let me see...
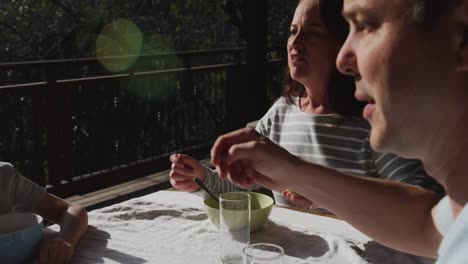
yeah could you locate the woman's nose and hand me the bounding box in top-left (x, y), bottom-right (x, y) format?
top-left (290, 32), bottom-right (304, 50)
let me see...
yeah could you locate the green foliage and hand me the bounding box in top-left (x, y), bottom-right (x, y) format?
top-left (0, 0), bottom-right (295, 62)
top-left (267, 0), bottom-right (296, 46)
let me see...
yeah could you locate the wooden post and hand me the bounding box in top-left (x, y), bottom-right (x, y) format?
top-left (45, 64), bottom-right (72, 187)
top-left (246, 0), bottom-right (268, 123)
top-left (31, 87), bottom-right (46, 186)
top-left (225, 50), bottom-right (246, 132)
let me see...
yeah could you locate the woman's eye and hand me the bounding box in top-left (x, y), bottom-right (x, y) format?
top-left (289, 28), bottom-right (321, 39)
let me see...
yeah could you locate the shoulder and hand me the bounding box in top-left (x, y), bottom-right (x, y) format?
top-left (0, 162), bottom-right (40, 191)
top-left (437, 203), bottom-right (468, 263)
top-left (258, 97), bottom-right (298, 123)
top-left (269, 97), bottom-right (297, 112)
top-left (0, 162), bottom-right (16, 180)
top-left (0, 162), bottom-right (15, 171)
top-left (256, 97), bottom-right (299, 134)
top-left (265, 96), bottom-right (301, 119)
top-left (0, 162), bottom-right (18, 206)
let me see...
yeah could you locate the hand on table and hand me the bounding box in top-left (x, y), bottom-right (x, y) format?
top-left (282, 189), bottom-right (318, 209)
top-left (36, 238), bottom-right (74, 264)
top-left (169, 153), bottom-right (206, 192)
top-left (210, 127), bottom-right (302, 189)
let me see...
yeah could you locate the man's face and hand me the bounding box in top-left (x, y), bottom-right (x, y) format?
top-left (336, 0), bottom-right (460, 158)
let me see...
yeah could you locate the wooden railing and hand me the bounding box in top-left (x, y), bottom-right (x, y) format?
top-left (0, 47), bottom-right (286, 197)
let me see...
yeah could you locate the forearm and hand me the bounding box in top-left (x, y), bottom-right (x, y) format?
top-left (287, 161), bottom-right (441, 258)
top-left (56, 205), bottom-right (88, 247)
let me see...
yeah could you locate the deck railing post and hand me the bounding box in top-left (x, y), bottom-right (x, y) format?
top-left (31, 85), bottom-right (46, 186)
top-left (45, 64), bottom-right (72, 188)
top-left (225, 50), bottom-right (245, 131)
top-left (246, 0), bottom-right (268, 122)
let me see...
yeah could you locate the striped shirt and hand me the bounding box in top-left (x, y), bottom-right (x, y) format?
top-left (203, 97), bottom-right (443, 206)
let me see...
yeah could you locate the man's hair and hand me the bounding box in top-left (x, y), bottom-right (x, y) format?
top-left (411, 0), bottom-right (461, 25)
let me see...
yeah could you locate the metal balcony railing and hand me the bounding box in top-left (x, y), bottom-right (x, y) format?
top-left (0, 47), bottom-right (286, 197)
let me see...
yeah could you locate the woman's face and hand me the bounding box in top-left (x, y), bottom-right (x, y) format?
top-left (288, 0), bottom-right (341, 86)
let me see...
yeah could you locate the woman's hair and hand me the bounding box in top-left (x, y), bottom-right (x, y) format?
top-left (410, 0), bottom-right (461, 26)
top-left (283, 0), bottom-right (365, 117)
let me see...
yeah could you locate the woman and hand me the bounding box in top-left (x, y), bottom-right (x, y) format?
top-left (0, 162), bottom-right (88, 264)
top-left (169, 0), bottom-right (443, 208)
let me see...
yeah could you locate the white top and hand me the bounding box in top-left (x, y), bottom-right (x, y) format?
top-left (436, 202), bottom-right (468, 263)
top-left (0, 162), bottom-right (46, 214)
top-left (433, 196), bottom-right (454, 236)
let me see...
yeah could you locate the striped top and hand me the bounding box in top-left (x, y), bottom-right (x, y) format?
top-left (203, 97), bottom-right (443, 206)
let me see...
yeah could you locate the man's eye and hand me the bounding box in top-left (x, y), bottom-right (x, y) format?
top-left (306, 30), bottom-right (320, 37)
top-left (355, 23), bottom-right (366, 32)
top-left (354, 20), bottom-right (378, 33)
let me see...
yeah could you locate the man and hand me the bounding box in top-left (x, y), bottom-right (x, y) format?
top-left (210, 0), bottom-right (468, 262)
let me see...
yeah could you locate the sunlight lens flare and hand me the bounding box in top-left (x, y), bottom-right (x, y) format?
top-left (96, 19), bottom-right (143, 72)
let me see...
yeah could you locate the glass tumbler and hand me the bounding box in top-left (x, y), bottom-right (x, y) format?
top-left (220, 192), bottom-right (251, 264)
top-left (243, 243), bottom-right (284, 264)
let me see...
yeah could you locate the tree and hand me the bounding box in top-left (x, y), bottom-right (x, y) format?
top-left (0, 0), bottom-right (295, 62)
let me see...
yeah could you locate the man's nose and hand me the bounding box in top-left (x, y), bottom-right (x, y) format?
top-left (336, 37), bottom-right (357, 76)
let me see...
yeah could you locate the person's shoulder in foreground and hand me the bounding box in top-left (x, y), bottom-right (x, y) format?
top-left (0, 161), bottom-right (88, 263)
top-left (0, 161), bottom-right (46, 213)
top-left (338, 0), bottom-right (468, 261)
top-left (436, 202), bottom-right (468, 263)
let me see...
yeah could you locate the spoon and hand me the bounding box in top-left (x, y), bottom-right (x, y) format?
top-left (194, 178), bottom-right (218, 203)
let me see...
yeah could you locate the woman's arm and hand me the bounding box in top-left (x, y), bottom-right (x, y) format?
top-left (34, 193), bottom-right (88, 264)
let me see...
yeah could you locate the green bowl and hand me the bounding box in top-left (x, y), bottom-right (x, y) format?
top-left (203, 192), bottom-right (274, 232)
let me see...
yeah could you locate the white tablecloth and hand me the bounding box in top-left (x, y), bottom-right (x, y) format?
top-left (67, 191), bottom-right (433, 264)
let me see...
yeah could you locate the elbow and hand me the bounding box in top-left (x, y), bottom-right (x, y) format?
top-left (417, 195), bottom-right (442, 259)
top-left (418, 240), bottom-right (440, 260)
top-left (421, 220), bottom-right (442, 259)
top-left (75, 205), bottom-right (89, 240)
top-left (68, 204), bottom-right (89, 231)
top-left (76, 205), bottom-right (89, 227)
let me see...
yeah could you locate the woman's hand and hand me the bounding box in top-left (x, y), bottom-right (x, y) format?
top-left (282, 189), bottom-right (318, 209)
top-left (33, 194), bottom-right (88, 264)
top-left (36, 238), bottom-right (74, 264)
top-left (169, 154), bottom-right (206, 192)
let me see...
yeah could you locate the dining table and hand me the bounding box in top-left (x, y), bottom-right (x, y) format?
top-left (57, 190), bottom-right (435, 264)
